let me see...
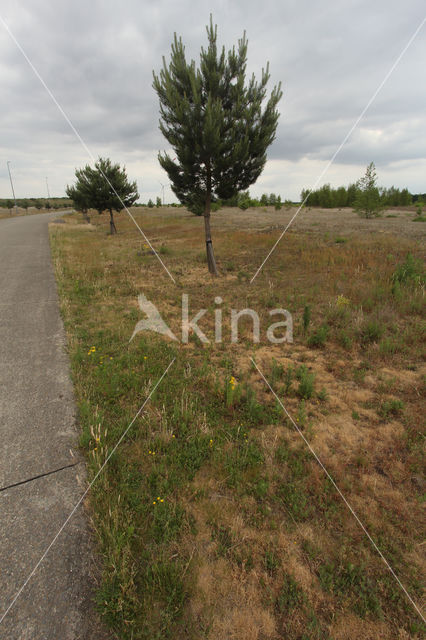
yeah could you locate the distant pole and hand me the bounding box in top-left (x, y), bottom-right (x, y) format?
top-left (45, 176), bottom-right (50, 199)
top-left (159, 181), bottom-right (165, 205)
top-left (7, 161), bottom-right (17, 209)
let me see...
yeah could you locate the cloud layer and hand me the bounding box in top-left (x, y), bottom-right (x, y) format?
top-left (0, 0), bottom-right (425, 201)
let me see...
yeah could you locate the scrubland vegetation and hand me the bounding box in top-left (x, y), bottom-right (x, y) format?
top-left (50, 205), bottom-right (425, 639)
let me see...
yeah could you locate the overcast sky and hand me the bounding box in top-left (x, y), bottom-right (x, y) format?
top-left (0, 0), bottom-right (425, 202)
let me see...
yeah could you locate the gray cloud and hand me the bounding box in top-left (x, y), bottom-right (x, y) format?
top-left (0, 0), bottom-right (425, 201)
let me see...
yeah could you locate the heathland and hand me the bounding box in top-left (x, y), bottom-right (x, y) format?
top-left (50, 204), bottom-right (425, 639)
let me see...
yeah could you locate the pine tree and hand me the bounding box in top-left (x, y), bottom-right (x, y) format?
top-left (353, 162), bottom-right (384, 219)
top-left (66, 158), bottom-right (139, 234)
top-left (153, 16), bottom-right (282, 274)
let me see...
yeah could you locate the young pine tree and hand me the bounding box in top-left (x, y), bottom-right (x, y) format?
top-left (353, 162), bottom-right (384, 219)
top-left (153, 16), bottom-right (282, 274)
top-left (66, 158), bottom-right (138, 234)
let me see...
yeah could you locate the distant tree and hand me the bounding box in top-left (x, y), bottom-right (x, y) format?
top-left (399, 188), bottom-right (412, 206)
top-left (274, 195), bottom-right (282, 210)
top-left (353, 162), bottom-right (384, 219)
top-left (153, 16), bottom-right (282, 274)
top-left (6, 199), bottom-right (14, 211)
top-left (260, 194), bottom-right (269, 206)
top-left (335, 186), bottom-right (347, 208)
top-left (147, 199), bottom-right (154, 208)
top-left (156, 196), bottom-right (162, 208)
top-left (346, 183), bottom-right (358, 207)
top-left (238, 191), bottom-right (251, 210)
top-left (66, 183), bottom-right (90, 221)
top-left (66, 158), bottom-right (138, 234)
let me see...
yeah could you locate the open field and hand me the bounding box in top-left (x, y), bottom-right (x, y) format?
top-left (50, 206), bottom-right (425, 639)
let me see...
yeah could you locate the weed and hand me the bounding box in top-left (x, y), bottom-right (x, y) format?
top-left (317, 561), bottom-right (382, 618)
top-left (303, 305), bottom-right (311, 333)
top-left (359, 319), bottom-right (383, 344)
top-left (278, 481), bottom-right (311, 521)
top-left (307, 325), bottom-right (329, 348)
top-left (297, 400), bottom-right (307, 428)
top-left (151, 500), bottom-right (185, 543)
top-left (224, 439), bottom-right (264, 488)
top-left (317, 387), bottom-right (328, 402)
top-left (211, 523), bottom-right (234, 557)
top-left (337, 329), bottom-right (352, 349)
top-left (283, 365), bottom-right (294, 394)
top-left (276, 573), bottom-right (305, 612)
top-left (225, 375), bottom-right (241, 408)
top-left (378, 398), bottom-right (404, 420)
top-left (296, 365), bottom-right (316, 399)
top-left (379, 336), bottom-right (405, 355)
top-left (270, 358), bottom-right (284, 386)
top-left (264, 548), bottom-right (280, 575)
top-left (392, 253), bottom-right (424, 287)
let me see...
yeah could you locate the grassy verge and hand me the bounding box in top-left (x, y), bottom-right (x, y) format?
top-left (50, 208), bottom-right (425, 639)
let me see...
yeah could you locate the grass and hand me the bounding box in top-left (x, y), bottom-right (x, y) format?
top-left (50, 207), bottom-right (425, 640)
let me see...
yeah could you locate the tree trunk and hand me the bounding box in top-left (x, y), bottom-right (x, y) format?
top-left (109, 209), bottom-right (117, 234)
top-left (203, 165), bottom-right (218, 275)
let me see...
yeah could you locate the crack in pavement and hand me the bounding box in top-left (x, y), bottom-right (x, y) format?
top-left (0, 461), bottom-right (83, 493)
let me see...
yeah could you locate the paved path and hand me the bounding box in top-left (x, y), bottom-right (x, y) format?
top-left (0, 213), bottom-right (106, 639)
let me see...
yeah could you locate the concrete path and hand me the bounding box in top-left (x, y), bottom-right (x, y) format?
top-left (0, 213), bottom-right (107, 639)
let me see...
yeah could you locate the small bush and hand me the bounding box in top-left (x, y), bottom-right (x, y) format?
top-left (338, 330), bottom-right (352, 350)
top-left (378, 399), bottom-right (404, 420)
top-left (392, 253), bottom-right (424, 287)
top-left (359, 320), bottom-right (383, 344)
top-left (307, 325), bottom-right (329, 348)
top-left (317, 387), bottom-right (328, 402)
top-left (296, 365), bottom-right (316, 399)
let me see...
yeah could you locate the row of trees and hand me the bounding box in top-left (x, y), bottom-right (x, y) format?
top-left (301, 180), bottom-right (413, 209)
top-left (0, 197), bottom-right (71, 210)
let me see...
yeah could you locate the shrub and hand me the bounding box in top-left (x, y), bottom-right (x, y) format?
top-left (302, 305), bottom-right (311, 333)
top-left (378, 399), bottom-right (404, 420)
top-left (296, 365), bottom-right (316, 399)
top-left (392, 253), bottom-right (424, 287)
top-left (307, 325), bottom-right (328, 348)
top-left (359, 320), bottom-right (383, 344)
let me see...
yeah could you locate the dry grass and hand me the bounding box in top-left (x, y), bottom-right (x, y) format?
top-left (50, 205), bottom-right (425, 639)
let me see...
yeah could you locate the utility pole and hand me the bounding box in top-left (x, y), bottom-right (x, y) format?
top-left (45, 176), bottom-right (50, 199)
top-left (159, 181), bottom-right (165, 206)
top-left (7, 161), bottom-right (17, 210)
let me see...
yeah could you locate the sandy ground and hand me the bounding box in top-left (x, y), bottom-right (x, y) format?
top-left (137, 205), bottom-right (425, 241)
